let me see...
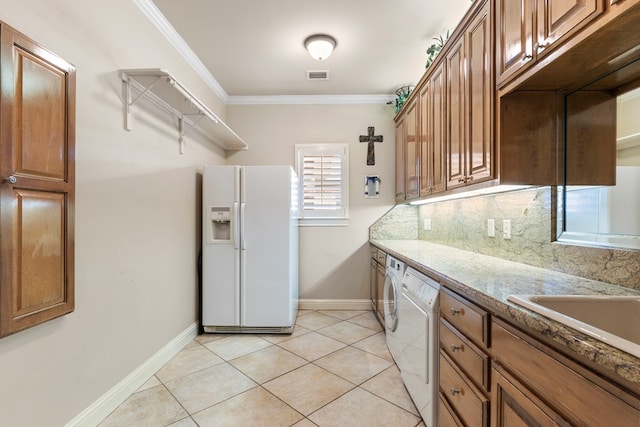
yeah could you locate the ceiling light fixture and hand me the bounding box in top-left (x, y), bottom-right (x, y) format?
top-left (304, 34), bottom-right (337, 61)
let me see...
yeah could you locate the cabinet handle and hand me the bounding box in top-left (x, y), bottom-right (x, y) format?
top-left (536, 42), bottom-right (548, 51)
top-left (3, 175), bottom-right (17, 184)
top-left (450, 344), bottom-right (463, 352)
top-left (450, 387), bottom-right (462, 396)
top-left (458, 177), bottom-right (465, 183)
top-left (523, 54), bottom-right (533, 60)
top-left (450, 307), bottom-right (462, 316)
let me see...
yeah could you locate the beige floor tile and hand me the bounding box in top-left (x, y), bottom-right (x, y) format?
top-left (308, 388), bottom-right (421, 427)
top-left (296, 309), bottom-right (315, 318)
top-left (277, 331), bottom-right (346, 361)
top-left (230, 345), bottom-right (307, 384)
top-left (351, 332), bottom-right (393, 361)
top-left (360, 365), bottom-right (419, 416)
top-left (203, 334), bottom-right (272, 360)
top-left (192, 387), bottom-right (304, 427)
top-left (316, 320), bottom-right (378, 345)
top-left (194, 333), bottom-right (232, 345)
top-left (136, 375), bottom-right (161, 392)
top-left (99, 385), bottom-right (187, 427)
top-left (319, 310), bottom-right (368, 320)
top-left (167, 417), bottom-right (197, 427)
top-left (295, 312), bottom-right (342, 330)
top-left (164, 363), bottom-right (256, 414)
top-left (347, 311), bottom-right (383, 331)
top-left (259, 325), bottom-right (311, 344)
top-left (263, 364), bottom-right (354, 416)
top-left (156, 344), bottom-right (224, 383)
top-left (314, 346), bottom-right (393, 385)
top-left (292, 419), bottom-right (318, 427)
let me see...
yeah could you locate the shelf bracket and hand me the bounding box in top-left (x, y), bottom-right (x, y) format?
top-left (123, 74), bottom-right (163, 131)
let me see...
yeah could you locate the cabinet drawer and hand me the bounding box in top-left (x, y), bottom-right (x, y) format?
top-left (439, 351), bottom-right (489, 427)
top-left (493, 320), bottom-right (640, 426)
top-left (439, 394), bottom-right (464, 427)
top-left (440, 288), bottom-right (489, 347)
top-left (376, 249), bottom-right (387, 264)
top-left (440, 318), bottom-right (490, 391)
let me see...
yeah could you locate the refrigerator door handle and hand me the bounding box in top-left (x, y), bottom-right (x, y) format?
top-left (233, 201), bottom-right (240, 250)
top-left (240, 202), bottom-right (246, 250)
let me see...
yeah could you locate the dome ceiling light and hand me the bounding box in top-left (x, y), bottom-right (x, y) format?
top-left (304, 34), bottom-right (337, 61)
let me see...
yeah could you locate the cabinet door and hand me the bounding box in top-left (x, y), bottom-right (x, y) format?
top-left (446, 35), bottom-right (467, 190)
top-left (536, 0), bottom-right (602, 56)
top-left (394, 118), bottom-right (405, 201)
top-left (369, 258), bottom-right (377, 311)
top-left (0, 23), bottom-right (76, 337)
top-left (375, 263), bottom-right (386, 324)
top-left (403, 99), bottom-right (419, 200)
top-left (430, 62), bottom-right (447, 194)
top-left (419, 82), bottom-right (431, 197)
top-left (466, 1), bottom-right (492, 183)
top-left (491, 366), bottom-right (569, 427)
top-left (496, 0), bottom-right (534, 84)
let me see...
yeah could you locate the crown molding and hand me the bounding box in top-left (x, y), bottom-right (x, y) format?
top-left (133, 0), bottom-right (229, 103)
top-left (227, 94), bottom-right (396, 105)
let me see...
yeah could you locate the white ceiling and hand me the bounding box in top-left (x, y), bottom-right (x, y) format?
top-left (151, 0), bottom-right (473, 100)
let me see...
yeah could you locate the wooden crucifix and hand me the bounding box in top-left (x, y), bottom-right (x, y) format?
top-left (359, 126), bottom-right (383, 165)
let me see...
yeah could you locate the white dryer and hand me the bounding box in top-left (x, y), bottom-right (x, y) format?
top-left (385, 267), bottom-right (440, 426)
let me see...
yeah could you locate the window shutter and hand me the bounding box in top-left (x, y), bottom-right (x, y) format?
top-left (295, 144), bottom-right (349, 220)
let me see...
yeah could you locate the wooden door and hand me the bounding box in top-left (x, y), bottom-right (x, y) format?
top-left (491, 366), bottom-right (569, 427)
top-left (0, 23), bottom-right (75, 337)
top-left (446, 35), bottom-right (467, 189)
top-left (394, 118), bottom-right (405, 201)
top-left (536, 0), bottom-right (602, 56)
top-left (466, 1), bottom-right (492, 184)
top-left (496, 0), bottom-right (534, 85)
top-left (418, 82), bottom-right (431, 197)
top-left (424, 62), bottom-right (447, 196)
top-left (403, 99), bottom-right (419, 200)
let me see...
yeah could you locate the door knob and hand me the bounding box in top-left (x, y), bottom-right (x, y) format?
top-left (4, 175), bottom-right (17, 184)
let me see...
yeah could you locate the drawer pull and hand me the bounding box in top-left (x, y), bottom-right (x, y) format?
top-left (450, 387), bottom-right (462, 396)
top-left (450, 344), bottom-right (463, 352)
top-left (450, 307), bottom-right (462, 316)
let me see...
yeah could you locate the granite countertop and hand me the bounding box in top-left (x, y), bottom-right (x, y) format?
top-left (370, 239), bottom-right (640, 388)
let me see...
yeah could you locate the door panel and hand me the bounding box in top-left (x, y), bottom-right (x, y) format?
top-left (446, 37), bottom-right (466, 189)
top-left (0, 22), bottom-right (75, 337)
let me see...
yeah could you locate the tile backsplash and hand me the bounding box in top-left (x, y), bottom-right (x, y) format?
top-left (370, 187), bottom-right (640, 290)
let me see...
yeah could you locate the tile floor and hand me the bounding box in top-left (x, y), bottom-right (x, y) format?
top-left (99, 309), bottom-right (425, 427)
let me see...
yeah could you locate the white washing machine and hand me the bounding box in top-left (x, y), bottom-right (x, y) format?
top-left (385, 267), bottom-right (440, 426)
top-left (379, 255), bottom-right (406, 326)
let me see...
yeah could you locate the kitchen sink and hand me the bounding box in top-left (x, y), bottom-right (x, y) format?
top-left (507, 295), bottom-right (640, 358)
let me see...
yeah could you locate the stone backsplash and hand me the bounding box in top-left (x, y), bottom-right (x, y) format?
top-left (370, 187), bottom-right (640, 291)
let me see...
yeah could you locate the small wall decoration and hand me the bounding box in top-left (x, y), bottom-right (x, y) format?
top-left (359, 126), bottom-right (383, 165)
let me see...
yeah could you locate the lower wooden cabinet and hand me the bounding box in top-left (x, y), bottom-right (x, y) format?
top-left (440, 351), bottom-right (489, 427)
top-left (491, 364), bottom-right (569, 427)
top-left (440, 394), bottom-right (464, 427)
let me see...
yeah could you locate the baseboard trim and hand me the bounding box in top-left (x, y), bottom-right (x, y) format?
top-left (298, 299), bottom-right (372, 311)
top-left (65, 322), bottom-right (198, 427)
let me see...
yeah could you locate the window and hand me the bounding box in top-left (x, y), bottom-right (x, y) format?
top-left (295, 143), bottom-right (349, 225)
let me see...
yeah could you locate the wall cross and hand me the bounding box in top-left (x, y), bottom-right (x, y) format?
top-left (359, 126), bottom-right (383, 165)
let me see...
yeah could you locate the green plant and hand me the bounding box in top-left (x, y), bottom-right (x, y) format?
top-left (425, 31), bottom-right (450, 69)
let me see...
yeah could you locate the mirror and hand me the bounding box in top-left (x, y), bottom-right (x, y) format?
top-left (559, 60), bottom-right (640, 250)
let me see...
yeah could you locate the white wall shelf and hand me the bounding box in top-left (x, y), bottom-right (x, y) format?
top-left (121, 68), bottom-right (247, 154)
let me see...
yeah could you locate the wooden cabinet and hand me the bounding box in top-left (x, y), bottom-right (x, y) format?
top-left (0, 22), bottom-right (76, 337)
top-left (419, 62), bottom-right (446, 197)
top-left (496, 0), bottom-right (604, 86)
top-left (439, 287), bottom-right (491, 426)
top-left (491, 364), bottom-right (569, 427)
top-left (492, 319), bottom-right (640, 426)
top-left (403, 99), bottom-right (419, 200)
top-left (394, 119), bottom-right (405, 202)
top-left (447, 1), bottom-right (493, 189)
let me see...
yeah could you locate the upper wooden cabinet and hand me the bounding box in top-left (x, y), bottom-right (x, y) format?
top-left (403, 99), bottom-right (419, 200)
top-left (0, 22), bottom-right (76, 337)
top-left (419, 63), bottom-right (446, 197)
top-left (395, 117), bottom-right (405, 202)
top-left (447, 1), bottom-right (493, 189)
top-left (496, 0), bottom-right (604, 86)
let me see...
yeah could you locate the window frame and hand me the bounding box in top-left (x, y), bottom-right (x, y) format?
top-left (295, 143), bottom-right (349, 226)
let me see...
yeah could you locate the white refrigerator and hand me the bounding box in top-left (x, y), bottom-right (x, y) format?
top-left (202, 165), bottom-right (298, 333)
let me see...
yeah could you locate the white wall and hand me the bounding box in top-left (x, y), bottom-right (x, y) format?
top-left (226, 104), bottom-right (396, 301)
top-left (0, 0), bottom-right (227, 425)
